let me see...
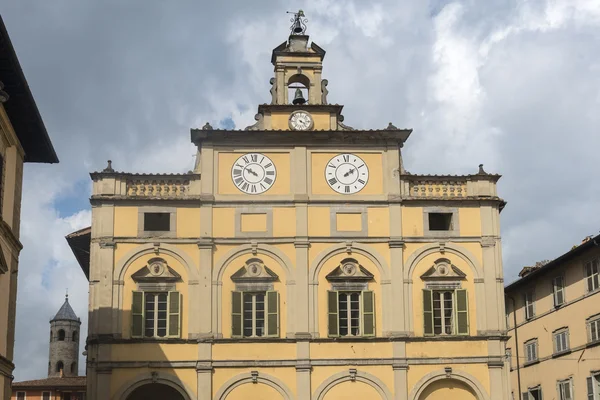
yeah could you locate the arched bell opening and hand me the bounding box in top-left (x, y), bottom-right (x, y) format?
top-left (126, 383), bottom-right (186, 400)
top-left (288, 73), bottom-right (310, 105)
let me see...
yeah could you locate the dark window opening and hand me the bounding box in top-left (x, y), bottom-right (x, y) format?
top-left (428, 213), bottom-right (452, 231)
top-left (72, 330), bottom-right (78, 341)
top-left (71, 362), bottom-right (77, 374)
top-left (56, 361), bottom-right (64, 372)
top-left (144, 213), bottom-right (170, 231)
top-left (58, 329), bottom-right (65, 341)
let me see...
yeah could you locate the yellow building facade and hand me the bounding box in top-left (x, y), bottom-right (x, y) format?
top-left (505, 235), bottom-right (600, 400)
top-left (0, 15), bottom-right (59, 399)
top-left (73, 15), bottom-right (509, 400)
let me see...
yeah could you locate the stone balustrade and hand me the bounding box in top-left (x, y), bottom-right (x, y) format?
top-left (91, 172), bottom-right (201, 198)
top-left (401, 173), bottom-right (500, 199)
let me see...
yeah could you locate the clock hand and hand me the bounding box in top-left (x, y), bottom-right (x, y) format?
top-left (245, 168), bottom-right (259, 177)
top-left (343, 168), bottom-right (355, 177)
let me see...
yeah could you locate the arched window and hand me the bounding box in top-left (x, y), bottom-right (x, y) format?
top-left (72, 331), bottom-right (78, 342)
top-left (287, 73), bottom-right (310, 105)
top-left (58, 329), bottom-right (65, 341)
top-left (50, 330), bottom-right (53, 342)
top-left (71, 362), bottom-right (76, 374)
top-left (56, 361), bottom-right (64, 373)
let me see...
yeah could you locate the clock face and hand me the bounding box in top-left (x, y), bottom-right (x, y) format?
top-left (289, 111), bottom-right (313, 131)
top-left (231, 153), bottom-right (277, 194)
top-left (325, 154), bottom-right (369, 194)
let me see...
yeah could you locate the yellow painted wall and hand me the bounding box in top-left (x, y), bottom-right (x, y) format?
top-left (368, 207), bottom-right (389, 237)
top-left (310, 152), bottom-right (383, 195)
top-left (402, 207), bottom-right (423, 236)
top-left (213, 208), bottom-right (235, 237)
top-left (176, 207), bottom-right (201, 237)
top-left (310, 342), bottom-right (392, 360)
top-left (217, 152), bottom-right (291, 195)
top-left (407, 341), bottom-right (487, 358)
top-left (271, 111), bottom-right (331, 130)
top-left (336, 213), bottom-right (362, 231)
top-left (213, 343), bottom-right (296, 361)
top-left (458, 208), bottom-right (482, 236)
top-left (308, 207), bottom-right (330, 236)
top-left (114, 207), bottom-right (138, 237)
top-left (311, 366), bottom-right (393, 398)
top-left (226, 383), bottom-right (283, 399)
top-left (240, 213), bottom-right (267, 232)
top-left (408, 364), bottom-right (490, 395)
top-left (110, 343), bottom-right (197, 362)
top-left (273, 208), bottom-right (296, 236)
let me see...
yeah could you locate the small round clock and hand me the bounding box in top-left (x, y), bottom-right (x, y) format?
top-left (231, 153), bottom-right (277, 194)
top-left (325, 153), bottom-right (369, 194)
top-left (289, 110), bottom-right (314, 131)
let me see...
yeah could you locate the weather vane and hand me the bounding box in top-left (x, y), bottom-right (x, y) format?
top-left (287, 9), bottom-right (308, 35)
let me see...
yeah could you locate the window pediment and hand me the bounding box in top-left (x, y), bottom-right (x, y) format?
top-left (421, 258), bottom-right (466, 281)
top-left (231, 258), bottom-right (278, 283)
top-left (131, 258), bottom-right (181, 283)
top-left (326, 258), bottom-right (374, 283)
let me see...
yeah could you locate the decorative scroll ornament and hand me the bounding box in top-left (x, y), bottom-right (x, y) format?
top-left (287, 9), bottom-right (308, 35)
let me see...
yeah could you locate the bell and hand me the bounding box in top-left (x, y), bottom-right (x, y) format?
top-left (292, 88), bottom-right (306, 105)
top-left (292, 20), bottom-right (303, 34)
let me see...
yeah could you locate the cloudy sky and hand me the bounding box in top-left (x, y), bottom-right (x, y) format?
top-left (2, 0), bottom-right (600, 381)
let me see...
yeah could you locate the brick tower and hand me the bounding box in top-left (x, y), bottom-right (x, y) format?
top-left (48, 294), bottom-right (81, 377)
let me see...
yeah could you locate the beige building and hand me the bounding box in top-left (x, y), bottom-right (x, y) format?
top-left (505, 234), bottom-right (600, 400)
top-left (0, 15), bottom-right (59, 399)
top-left (69, 12), bottom-right (509, 400)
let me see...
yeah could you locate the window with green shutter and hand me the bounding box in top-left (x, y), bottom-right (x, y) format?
top-left (231, 290), bottom-right (279, 338)
top-left (132, 291), bottom-right (144, 338)
top-left (327, 290), bottom-right (375, 337)
top-left (423, 288), bottom-right (469, 336)
top-left (131, 290), bottom-right (182, 339)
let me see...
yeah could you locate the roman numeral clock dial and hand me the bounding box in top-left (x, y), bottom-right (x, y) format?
top-left (231, 153), bottom-right (277, 194)
top-left (325, 153), bottom-right (369, 194)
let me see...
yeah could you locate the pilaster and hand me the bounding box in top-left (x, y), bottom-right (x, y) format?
top-left (96, 367), bottom-right (112, 400)
top-left (296, 341), bottom-right (311, 400)
top-left (197, 342), bottom-right (212, 399)
top-left (393, 342), bottom-right (408, 400)
top-left (196, 239), bottom-right (213, 337)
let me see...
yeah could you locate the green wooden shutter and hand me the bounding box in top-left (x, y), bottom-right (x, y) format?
top-left (423, 289), bottom-right (433, 335)
top-left (522, 392), bottom-right (529, 400)
top-left (328, 291), bottom-right (339, 337)
top-left (168, 291), bottom-right (181, 337)
top-left (456, 289), bottom-right (469, 335)
top-left (232, 291), bottom-right (243, 338)
top-left (362, 291), bottom-right (375, 337)
top-left (266, 291), bottom-right (279, 337)
top-left (132, 291), bottom-right (144, 338)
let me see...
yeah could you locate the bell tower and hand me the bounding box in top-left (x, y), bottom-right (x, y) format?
top-left (48, 293), bottom-right (81, 377)
top-left (270, 10), bottom-right (327, 106)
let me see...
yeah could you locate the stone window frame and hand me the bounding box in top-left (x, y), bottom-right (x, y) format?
top-left (234, 207), bottom-right (273, 238)
top-left (586, 313), bottom-right (600, 344)
top-left (329, 206), bottom-right (368, 237)
top-left (552, 327), bottom-right (570, 356)
top-left (524, 338), bottom-right (539, 364)
top-left (16, 392), bottom-right (25, 400)
top-left (524, 290), bottom-right (536, 320)
top-left (584, 257), bottom-right (600, 293)
top-left (137, 206), bottom-right (177, 238)
top-left (42, 392), bottom-right (50, 400)
top-left (557, 377), bottom-right (574, 400)
top-left (422, 206), bottom-right (460, 237)
top-left (552, 275), bottom-right (566, 307)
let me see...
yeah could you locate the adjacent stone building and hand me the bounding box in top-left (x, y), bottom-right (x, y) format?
top-left (69, 11), bottom-right (509, 400)
top-left (11, 295), bottom-right (85, 400)
top-left (0, 14), bottom-right (59, 399)
top-left (505, 234), bottom-right (600, 400)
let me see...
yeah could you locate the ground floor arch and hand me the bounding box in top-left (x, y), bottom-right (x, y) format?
top-left (418, 379), bottom-right (478, 400)
top-left (126, 383), bottom-right (186, 400)
top-left (323, 380), bottom-right (384, 399)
